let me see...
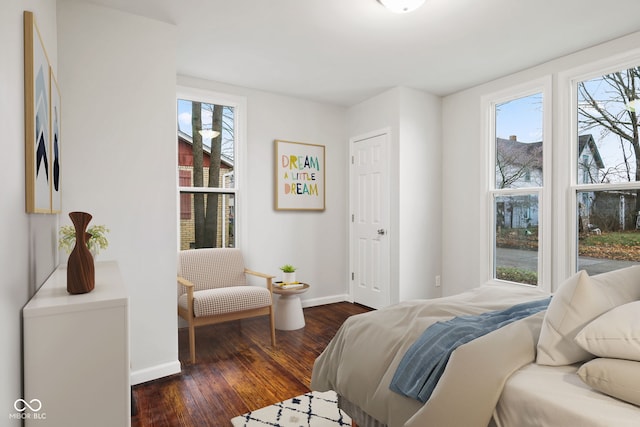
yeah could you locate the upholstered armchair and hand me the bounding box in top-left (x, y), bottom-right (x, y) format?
top-left (177, 248), bottom-right (276, 363)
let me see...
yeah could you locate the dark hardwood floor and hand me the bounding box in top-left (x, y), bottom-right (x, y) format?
top-left (131, 302), bottom-right (371, 427)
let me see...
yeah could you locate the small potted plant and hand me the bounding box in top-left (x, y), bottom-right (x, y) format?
top-left (59, 224), bottom-right (110, 258)
top-left (280, 264), bottom-right (297, 283)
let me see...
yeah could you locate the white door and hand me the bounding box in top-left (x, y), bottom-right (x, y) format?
top-left (350, 131), bottom-right (391, 309)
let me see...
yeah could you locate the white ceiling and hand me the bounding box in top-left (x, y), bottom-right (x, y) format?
top-left (78, 0), bottom-right (640, 106)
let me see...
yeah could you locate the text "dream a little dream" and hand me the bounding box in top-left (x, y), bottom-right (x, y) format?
top-left (281, 154), bottom-right (320, 196)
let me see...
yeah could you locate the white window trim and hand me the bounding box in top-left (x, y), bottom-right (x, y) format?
top-left (175, 86), bottom-right (248, 250)
top-left (480, 76), bottom-right (553, 291)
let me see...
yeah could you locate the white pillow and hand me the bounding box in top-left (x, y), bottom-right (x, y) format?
top-left (578, 358), bottom-right (640, 407)
top-left (575, 300), bottom-right (640, 361)
top-left (536, 266), bottom-right (640, 366)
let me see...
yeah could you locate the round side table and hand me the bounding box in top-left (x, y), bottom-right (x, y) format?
top-left (272, 283), bottom-right (310, 330)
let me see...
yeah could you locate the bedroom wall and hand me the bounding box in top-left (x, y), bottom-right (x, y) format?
top-left (441, 31), bottom-right (640, 297)
top-left (57, 0), bottom-right (179, 384)
top-left (57, 0), bottom-right (348, 386)
top-left (347, 87), bottom-right (443, 304)
top-left (1, 1), bottom-right (58, 424)
top-left (177, 75), bottom-right (350, 307)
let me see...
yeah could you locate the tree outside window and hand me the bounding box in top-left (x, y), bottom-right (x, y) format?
top-left (576, 66), bottom-right (640, 272)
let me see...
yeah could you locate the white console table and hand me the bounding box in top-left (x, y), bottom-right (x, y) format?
top-left (23, 261), bottom-right (130, 427)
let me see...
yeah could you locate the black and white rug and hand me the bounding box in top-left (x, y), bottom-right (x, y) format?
top-left (231, 390), bottom-right (352, 427)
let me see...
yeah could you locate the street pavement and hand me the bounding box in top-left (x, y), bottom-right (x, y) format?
top-left (496, 247), bottom-right (638, 277)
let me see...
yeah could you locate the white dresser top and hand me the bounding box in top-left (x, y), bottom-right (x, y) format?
top-left (23, 261), bottom-right (128, 317)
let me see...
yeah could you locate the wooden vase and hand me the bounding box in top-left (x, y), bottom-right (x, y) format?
top-left (67, 211), bottom-right (95, 294)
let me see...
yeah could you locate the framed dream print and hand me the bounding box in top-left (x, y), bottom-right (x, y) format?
top-left (24, 11), bottom-right (52, 213)
top-left (50, 67), bottom-right (61, 213)
top-left (275, 140), bottom-right (325, 211)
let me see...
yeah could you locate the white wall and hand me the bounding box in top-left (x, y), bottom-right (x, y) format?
top-left (1, 1), bottom-right (58, 423)
top-left (347, 87), bottom-right (443, 304)
top-left (442, 31), bottom-right (640, 296)
top-left (177, 76), bottom-right (350, 306)
top-left (397, 88), bottom-right (442, 301)
top-left (57, 0), bottom-right (179, 384)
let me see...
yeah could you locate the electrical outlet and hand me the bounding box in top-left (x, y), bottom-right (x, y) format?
top-left (435, 275), bottom-right (441, 287)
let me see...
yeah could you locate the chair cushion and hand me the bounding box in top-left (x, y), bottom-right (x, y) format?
top-left (178, 248), bottom-right (247, 291)
top-left (179, 286), bottom-right (272, 317)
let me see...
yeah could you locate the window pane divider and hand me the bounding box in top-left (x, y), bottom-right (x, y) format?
top-left (490, 187), bottom-right (542, 196)
top-left (573, 181), bottom-right (640, 192)
top-left (178, 186), bottom-right (237, 194)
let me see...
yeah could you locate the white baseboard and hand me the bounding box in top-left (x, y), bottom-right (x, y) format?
top-left (301, 294), bottom-right (352, 308)
top-left (130, 360), bottom-right (181, 385)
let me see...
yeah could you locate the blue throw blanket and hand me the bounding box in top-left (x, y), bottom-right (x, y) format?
top-left (389, 296), bottom-right (551, 403)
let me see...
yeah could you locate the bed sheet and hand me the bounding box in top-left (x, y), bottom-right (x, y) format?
top-left (493, 363), bottom-right (640, 427)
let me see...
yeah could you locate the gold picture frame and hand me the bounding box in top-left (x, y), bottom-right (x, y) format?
top-left (24, 11), bottom-right (55, 213)
top-left (274, 140), bottom-right (325, 211)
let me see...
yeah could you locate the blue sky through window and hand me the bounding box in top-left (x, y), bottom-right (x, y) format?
top-left (496, 94), bottom-right (543, 143)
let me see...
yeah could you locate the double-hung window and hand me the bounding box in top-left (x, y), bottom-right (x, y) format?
top-left (484, 61), bottom-right (640, 290)
top-left (176, 88), bottom-right (245, 250)
top-left (571, 64), bottom-right (640, 274)
top-left (483, 78), bottom-right (552, 288)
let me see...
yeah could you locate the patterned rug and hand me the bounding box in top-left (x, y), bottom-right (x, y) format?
top-left (231, 390), bottom-right (352, 427)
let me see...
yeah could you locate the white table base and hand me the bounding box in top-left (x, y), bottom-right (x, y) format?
top-left (275, 293), bottom-right (305, 330)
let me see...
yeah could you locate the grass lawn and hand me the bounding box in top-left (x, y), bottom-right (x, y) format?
top-left (579, 231), bottom-right (640, 261)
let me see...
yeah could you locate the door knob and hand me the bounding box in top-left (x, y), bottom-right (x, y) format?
top-left (377, 229), bottom-right (386, 235)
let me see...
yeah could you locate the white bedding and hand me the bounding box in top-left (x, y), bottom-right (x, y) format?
top-left (493, 363), bottom-right (640, 427)
top-left (313, 269), bottom-right (640, 427)
top-left (311, 285), bottom-right (550, 427)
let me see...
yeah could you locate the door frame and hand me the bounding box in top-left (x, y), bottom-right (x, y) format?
top-left (348, 128), bottom-right (392, 307)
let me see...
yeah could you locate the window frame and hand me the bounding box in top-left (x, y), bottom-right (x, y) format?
top-left (481, 77), bottom-right (553, 291)
top-left (560, 53), bottom-right (640, 280)
top-left (176, 86), bottom-right (247, 251)
top-left (480, 51), bottom-right (640, 291)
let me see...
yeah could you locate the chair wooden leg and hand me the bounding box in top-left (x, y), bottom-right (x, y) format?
top-left (269, 306), bottom-right (276, 347)
top-left (188, 320), bottom-right (196, 364)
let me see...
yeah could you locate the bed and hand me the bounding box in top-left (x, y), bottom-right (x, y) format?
top-left (311, 266), bottom-right (640, 427)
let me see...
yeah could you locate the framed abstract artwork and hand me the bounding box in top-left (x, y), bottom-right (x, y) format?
top-left (274, 140), bottom-right (325, 211)
top-left (24, 11), bottom-right (56, 213)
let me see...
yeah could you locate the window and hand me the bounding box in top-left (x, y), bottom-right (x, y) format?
top-left (177, 89), bottom-right (245, 250)
top-left (483, 61), bottom-right (640, 290)
top-left (573, 65), bottom-right (640, 274)
top-left (491, 92), bottom-right (546, 285)
top-left (483, 78), bottom-right (551, 288)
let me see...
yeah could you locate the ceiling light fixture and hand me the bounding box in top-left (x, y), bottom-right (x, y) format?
top-left (377, 0), bottom-right (426, 13)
